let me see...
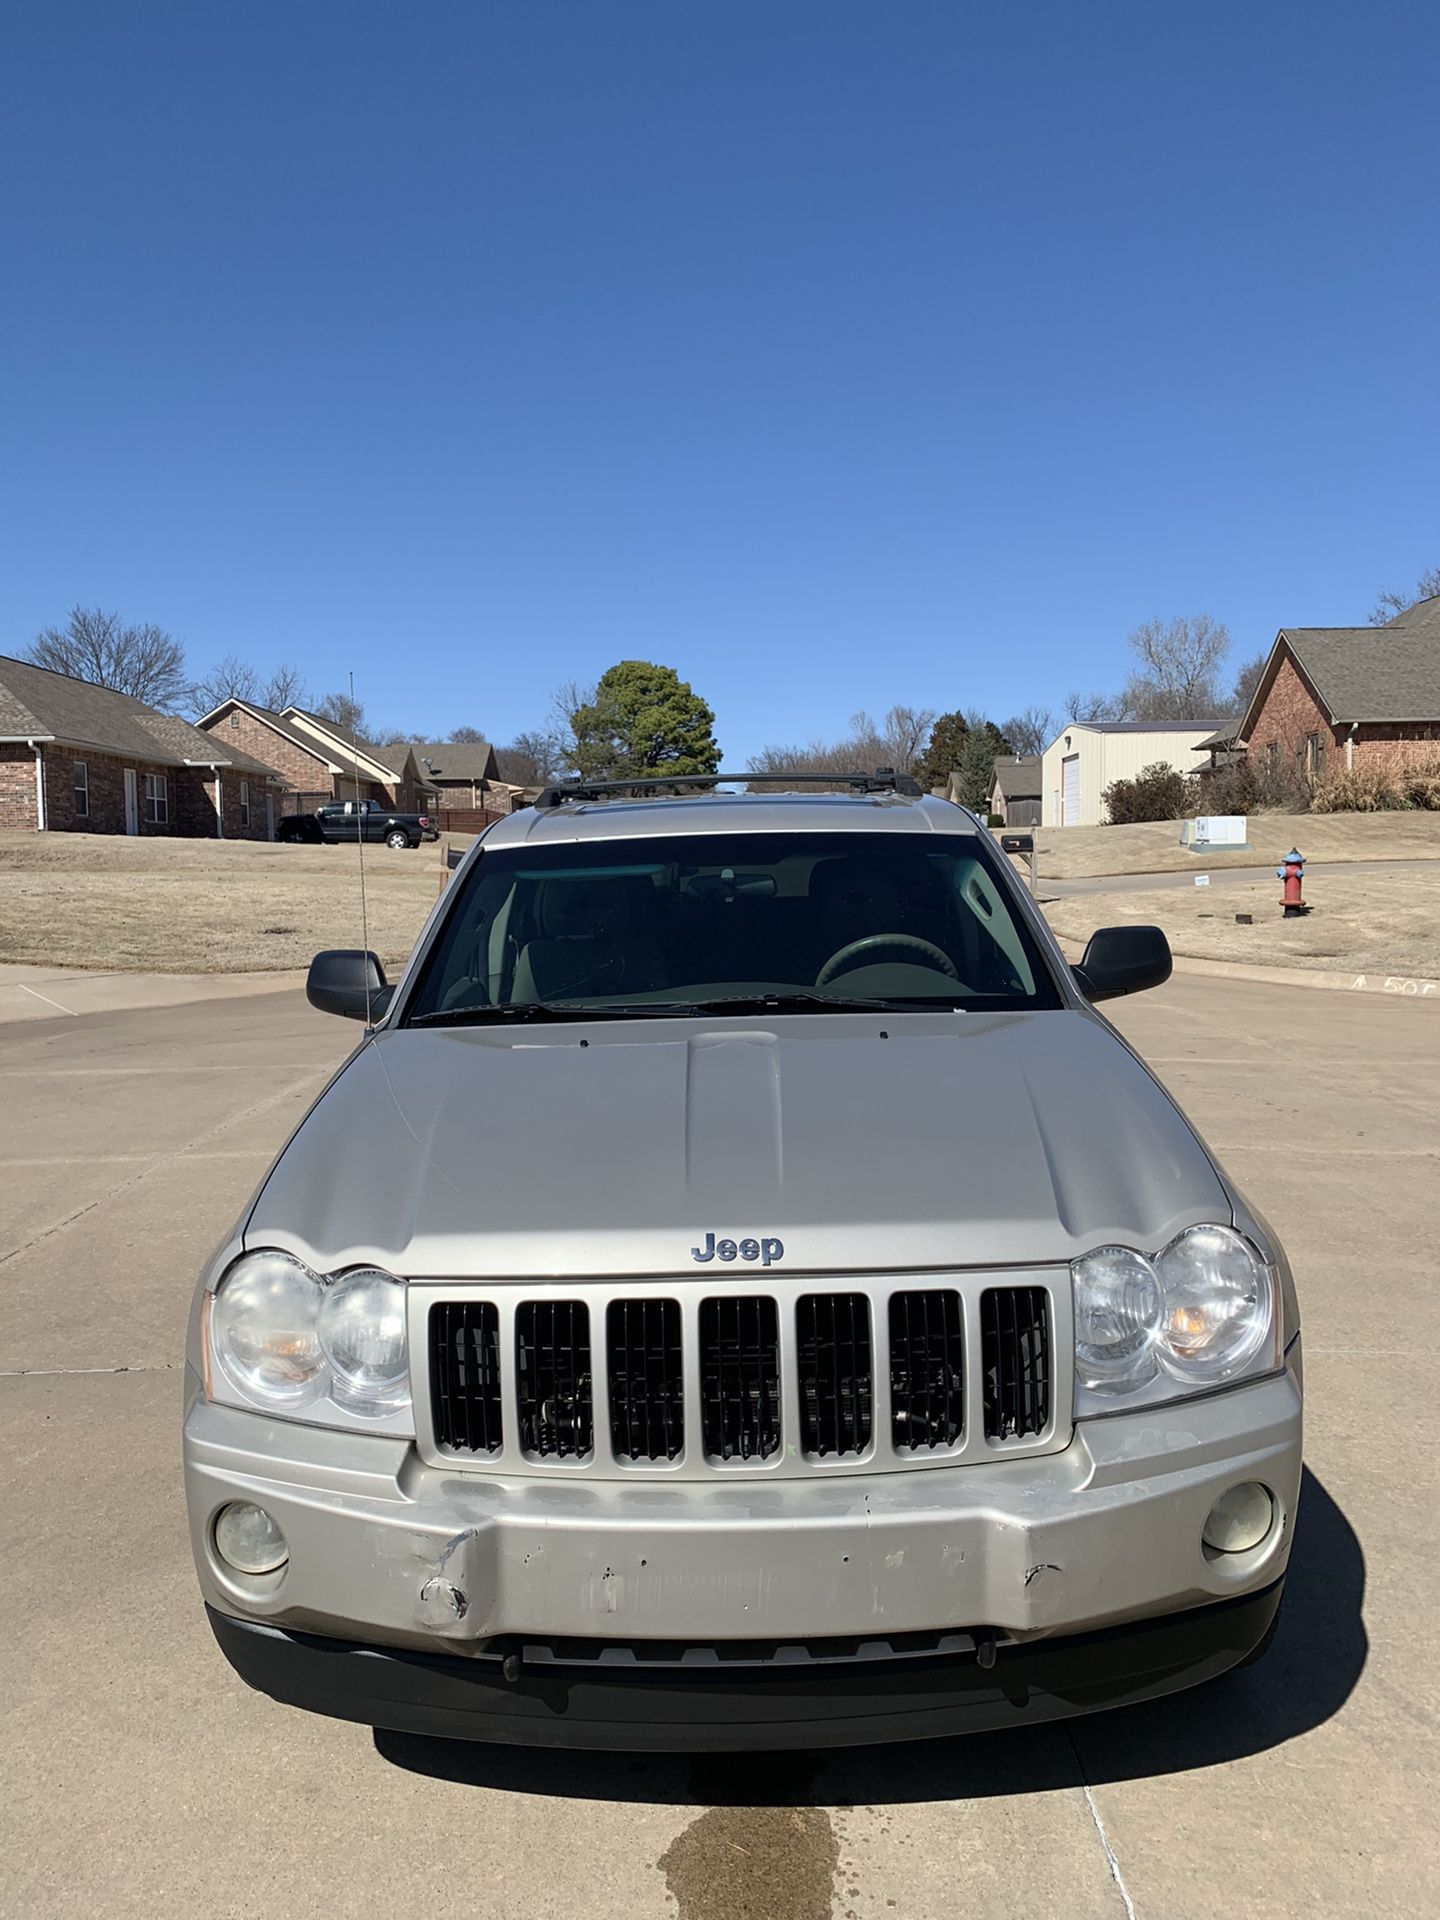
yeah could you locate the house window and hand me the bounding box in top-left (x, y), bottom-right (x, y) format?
top-left (144, 773), bottom-right (168, 824)
top-left (1266, 742), bottom-right (1279, 779)
top-left (230, 710), bottom-right (240, 727)
top-left (73, 761), bottom-right (89, 818)
top-left (1307, 733), bottom-right (1325, 779)
top-left (240, 780), bottom-right (250, 827)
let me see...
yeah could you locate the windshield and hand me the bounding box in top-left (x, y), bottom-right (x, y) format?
top-left (403, 830), bottom-right (1062, 1022)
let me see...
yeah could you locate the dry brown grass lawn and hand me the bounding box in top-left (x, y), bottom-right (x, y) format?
top-left (1044, 868), bottom-right (1440, 979)
top-left (0, 832), bottom-right (454, 973)
top-left (1015, 810), bottom-right (1440, 880)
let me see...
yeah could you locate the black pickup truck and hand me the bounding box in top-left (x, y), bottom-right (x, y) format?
top-left (277, 799), bottom-right (436, 849)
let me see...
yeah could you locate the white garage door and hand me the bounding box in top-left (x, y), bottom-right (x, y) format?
top-left (1061, 754), bottom-right (1080, 827)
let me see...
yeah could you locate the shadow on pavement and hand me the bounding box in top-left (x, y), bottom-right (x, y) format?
top-left (374, 1466), bottom-right (1363, 1807)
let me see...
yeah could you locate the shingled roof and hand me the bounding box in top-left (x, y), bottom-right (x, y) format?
top-left (0, 654), bottom-right (283, 776)
top-left (1241, 595), bottom-right (1440, 735)
top-left (404, 739), bottom-right (498, 782)
top-left (990, 754), bottom-right (1042, 799)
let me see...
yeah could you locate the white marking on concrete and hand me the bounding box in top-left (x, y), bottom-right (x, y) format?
top-left (1080, 1782), bottom-right (1138, 1919)
top-left (15, 983), bottom-right (78, 1016)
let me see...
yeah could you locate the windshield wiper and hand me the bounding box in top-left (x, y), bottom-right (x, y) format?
top-left (685, 992), bottom-right (967, 1015)
top-left (409, 1001), bottom-right (707, 1028)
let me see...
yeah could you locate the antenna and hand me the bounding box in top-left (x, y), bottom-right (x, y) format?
top-left (348, 671), bottom-right (374, 1032)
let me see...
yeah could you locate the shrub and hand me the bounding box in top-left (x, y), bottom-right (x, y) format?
top-left (1201, 758), bottom-right (1303, 815)
top-left (1308, 766), bottom-right (1402, 812)
top-left (1102, 762), bottom-right (1199, 825)
top-left (1398, 761), bottom-right (1440, 810)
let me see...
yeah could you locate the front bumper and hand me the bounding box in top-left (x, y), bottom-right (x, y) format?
top-left (206, 1579), bottom-right (1284, 1750)
top-left (186, 1357), bottom-right (1301, 1743)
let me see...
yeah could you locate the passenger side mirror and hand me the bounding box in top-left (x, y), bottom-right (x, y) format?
top-left (306, 949), bottom-right (392, 1021)
top-left (1073, 925), bottom-right (1172, 1003)
top-left (1000, 833), bottom-right (1033, 854)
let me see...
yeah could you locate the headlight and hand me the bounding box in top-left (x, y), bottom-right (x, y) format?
top-left (207, 1251), bottom-right (412, 1433)
top-left (1071, 1245), bottom-right (1163, 1395)
top-left (1072, 1225), bottom-right (1278, 1415)
top-left (319, 1268), bottom-right (409, 1417)
top-left (1154, 1225), bottom-right (1274, 1384)
top-left (210, 1251), bottom-right (326, 1410)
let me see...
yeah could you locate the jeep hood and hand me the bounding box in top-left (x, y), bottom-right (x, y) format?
top-left (246, 1011), bottom-right (1229, 1277)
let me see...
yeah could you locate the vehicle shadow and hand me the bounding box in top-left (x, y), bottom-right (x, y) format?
top-left (373, 1465), bottom-right (1363, 1807)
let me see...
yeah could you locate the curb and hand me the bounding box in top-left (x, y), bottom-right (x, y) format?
top-left (1050, 936), bottom-right (1439, 999)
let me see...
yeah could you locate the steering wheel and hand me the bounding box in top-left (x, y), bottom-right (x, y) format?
top-left (815, 934), bottom-right (959, 987)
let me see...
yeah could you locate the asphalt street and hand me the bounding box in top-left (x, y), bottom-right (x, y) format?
top-left (2, 976), bottom-right (1437, 1919)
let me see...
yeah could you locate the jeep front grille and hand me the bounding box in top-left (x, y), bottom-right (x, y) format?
top-left (424, 1279), bottom-right (1062, 1476)
top-left (516, 1300), bottom-right (593, 1459)
top-left (700, 1294), bottom-right (781, 1461)
top-left (889, 1288), bottom-right (964, 1450)
top-left (429, 1300), bottom-right (503, 1455)
top-left (607, 1297), bottom-right (684, 1462)
top-left (981, 1285), bottom-right (1051, 1439)
top-left (797, 1293), bottom-right (872, 1458)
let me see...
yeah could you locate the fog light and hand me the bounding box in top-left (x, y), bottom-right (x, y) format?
top-left (1202, 1482), bottom-right (1274, 1554)
top-left (214, 1501), bottom-right (288, 1575)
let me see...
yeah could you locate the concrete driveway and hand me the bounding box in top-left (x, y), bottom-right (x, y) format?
top-left (2, 978), bottom-right (1437, 1919)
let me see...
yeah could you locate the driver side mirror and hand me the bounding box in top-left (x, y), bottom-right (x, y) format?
top-left (1073, 925), bottom-right (1172, 1002)
top-left (306, 949), bottom-right (392, 1021)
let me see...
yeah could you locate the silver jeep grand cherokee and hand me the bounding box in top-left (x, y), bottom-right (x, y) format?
top-left (184, 774), bottom-right (1302, 1750)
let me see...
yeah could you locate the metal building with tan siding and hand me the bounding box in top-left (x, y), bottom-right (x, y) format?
top-left (1040, 721), bottom-right (1221, 827)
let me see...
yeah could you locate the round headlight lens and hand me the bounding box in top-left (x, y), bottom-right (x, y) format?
top-left (1071, 1245), bottom-right (1163, 1392)
top-left (211, 1251), bottom-right (325, 1409)
top-left (318, 1268), bottom-right (409, 1416)
top-left (1154, 1225), bottom-right (1272, 1382)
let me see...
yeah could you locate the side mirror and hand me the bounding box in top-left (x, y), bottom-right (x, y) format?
top-left (1000, 833), bottom-right (1033, 854)
top-left (1073, 925), bottom-right (1172, 1003)
top-left (306, 949), bottom-right (392, 1021)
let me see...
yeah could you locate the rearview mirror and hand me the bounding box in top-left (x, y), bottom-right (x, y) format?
top-left (1073, 925), bottom-right (1172, 1003)
top-left (1000, 833), bottom-right (1033, 854)
top-left (306, 949), bottom-right (392, 1021)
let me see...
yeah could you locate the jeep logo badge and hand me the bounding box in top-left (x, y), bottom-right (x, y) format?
top-left (691, 1232), bottom-right (784, 1268)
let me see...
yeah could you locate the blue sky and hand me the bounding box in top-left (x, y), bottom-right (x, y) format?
top-left (2, 1), bottom-right (1436, 763)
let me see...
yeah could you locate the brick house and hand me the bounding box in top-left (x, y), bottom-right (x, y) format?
top-left (403, 738), bottom-right (501, 807)
top-left (1239, 595), bottom-right (1440, 783)
top-left (0, 653), bottom-right (286, 838)
top-left (197, 700), bottom-right (437, 816)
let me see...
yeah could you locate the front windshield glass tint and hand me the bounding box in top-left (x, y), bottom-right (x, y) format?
top-left (403, 831), bottom-right (1062, 1019)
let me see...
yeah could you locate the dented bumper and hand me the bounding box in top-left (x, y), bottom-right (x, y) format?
top-left (185, 1354), bottom-right (1300, 1713)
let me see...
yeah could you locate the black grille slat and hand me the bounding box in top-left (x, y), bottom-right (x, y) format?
top-left (700, 1296), bottom-right (780, 1461)
top-left (607, 1298), bottom-right (684, 1461)
top-left (517, 1300), bottom-right (593, 1458)
top-left (981, 1287), bottom-right (1051, 1439)
top-left (429, 1301), bottom-right (503, 1454)
top-left (888, 1289), bottom-right (964, 1450)
top-left (797, 1294), bottom-right (873, 1458)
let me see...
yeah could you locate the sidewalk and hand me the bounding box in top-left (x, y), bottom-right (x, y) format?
top-left (0, 962), bottom-right (306, 1025)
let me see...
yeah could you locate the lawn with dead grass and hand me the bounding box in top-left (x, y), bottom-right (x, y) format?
top-left (1016, 810), bottom-right (1440, 881)
top-left (0, 832), bottom-right (452, 973)
top-left (1044, 867), bottom-right (1440, 978)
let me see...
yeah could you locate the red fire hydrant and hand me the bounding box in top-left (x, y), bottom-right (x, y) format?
top-left (1277, 847), bottom-right (1308, 917)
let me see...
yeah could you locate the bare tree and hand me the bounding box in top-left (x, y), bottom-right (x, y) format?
top-left (496, 728), bottom-right (568, 786)
top-left (999, 704), bottom-right (1056, 756)
top-left (186, 654), bottom-right (261, 716)
top-left (263, 662), bottom-right (308, 710)
top-left (877, 705), bottom-right (937, 774)
top-left (1371, 563), bottom-right (1440, 624)
top-left (1062, 687), bottom-right (1133, 724)
top-left (1120, 614), bottom-right (1231, 721)
top-left (28, 606), bottom-right (188, 710)
top-left (1229, 650), bottom-right (1268, 724)
top-left (449, 725), bottom-right (486, 744)
top-left (316, 690), bottom-right (367, 737)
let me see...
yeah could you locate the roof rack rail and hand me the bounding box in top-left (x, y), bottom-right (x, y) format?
top-left (533, 768), bottom-right (924, 809)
